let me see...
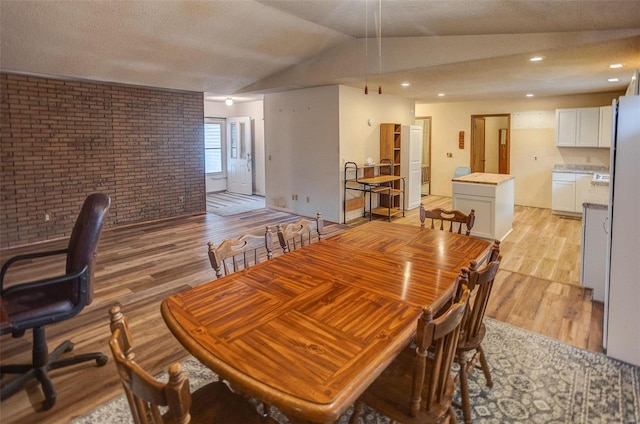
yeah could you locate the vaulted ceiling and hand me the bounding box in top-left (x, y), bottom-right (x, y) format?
top-left (1, 0), bottom-right (639, 103)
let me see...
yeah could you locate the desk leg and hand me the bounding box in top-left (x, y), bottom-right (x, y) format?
top-left (402, 177), bottom-right (406, 217)
top-left (362, 189), bottom-right (367, 218)
top-left (368, 186), bottom-right (372, 221)
top-left (386, 185), bottom-right (391, 222)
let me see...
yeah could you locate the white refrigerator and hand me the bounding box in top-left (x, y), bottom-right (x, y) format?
top-left (604, 95), bottom-right (640, 366)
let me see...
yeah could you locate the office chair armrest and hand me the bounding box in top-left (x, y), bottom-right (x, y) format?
top-left (0, 248), bottom-right (68, 290)
top-left (1, 264), bottom-right (86, 298)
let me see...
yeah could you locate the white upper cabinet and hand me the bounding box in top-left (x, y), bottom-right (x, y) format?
top-left (556, 109), bottom-right (578, 146)
top-left (555, 107), bottom-right (601, 147)
top-left (576, 107), bottom-right (600, 147)
top-left (599, 105), bottom-right (613, 148)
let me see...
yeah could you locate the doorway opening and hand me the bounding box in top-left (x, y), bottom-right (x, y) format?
top-left (415, 116), bottom-right (432, 196)
top-left (470, 114), bottom-right (510, 174)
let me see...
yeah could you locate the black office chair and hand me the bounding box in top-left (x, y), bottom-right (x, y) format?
top-left (0, 193), bottom-right (111, 410)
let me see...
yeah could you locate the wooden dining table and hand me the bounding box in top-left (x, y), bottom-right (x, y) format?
top-left (161, 221), bottom-right (492, 423)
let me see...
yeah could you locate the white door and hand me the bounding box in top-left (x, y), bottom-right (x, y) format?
top-left (226, 117), bottom-right (252, 195)
top-left (403, 125), bottom-right (423, 210)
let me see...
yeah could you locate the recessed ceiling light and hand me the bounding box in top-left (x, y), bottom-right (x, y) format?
top-left (401, 82), bottom-right (410, 87)
top-left (526, 94), bottom-right (534, 97)
top-left (225, 97), bottom-right (234, 106)
top-left (437, 93), bottom-right (445, 97)
top-left (610, 63), bottom-right (623, 69)
top-left (608, 78), bottom-right (620, 83)
top-left (530, 56), bottom-right (544, 62)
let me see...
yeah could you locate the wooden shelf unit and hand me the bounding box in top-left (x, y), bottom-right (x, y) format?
top-left (343, 160), bottom-right (405, 223)
top-left (379, 123), bottom-right (403, 209)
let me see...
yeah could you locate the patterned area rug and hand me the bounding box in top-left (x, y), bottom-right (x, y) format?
top-left (73, 318), bottom-right (640, 424)
top-left (207, 192), bottom-right (265, 216)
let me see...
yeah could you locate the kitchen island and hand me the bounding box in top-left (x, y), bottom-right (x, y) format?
top-left (452, 172), bottom-right (515, 241)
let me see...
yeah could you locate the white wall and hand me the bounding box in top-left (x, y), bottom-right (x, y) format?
top-left (264, 86), bottom-right (341, 221)
top-left (203, 99), bottom-right (266, 195)
top-left (416, 92), bottom-right (620, 208)
top-left (263, 85), bottom-right (415, 223)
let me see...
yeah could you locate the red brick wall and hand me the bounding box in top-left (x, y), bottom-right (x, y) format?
top-left (0, 73), bottom-right (205, 249)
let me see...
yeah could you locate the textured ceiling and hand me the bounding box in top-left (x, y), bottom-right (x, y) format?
top-left (1, 0), bottom-right (639, 103)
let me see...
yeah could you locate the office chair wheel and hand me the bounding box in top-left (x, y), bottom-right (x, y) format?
top-left (96, 354), bottom-right (108, 366)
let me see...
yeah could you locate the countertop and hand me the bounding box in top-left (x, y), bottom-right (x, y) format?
top-left (451, 172), bottom-right (514, 185)
top-left (553, 164), bottom-right (609, 174)
top-left (583, 185), bottom-right (609, 210)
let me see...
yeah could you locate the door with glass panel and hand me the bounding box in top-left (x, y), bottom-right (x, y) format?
top-left (226, 117), bottom-right (252, 195)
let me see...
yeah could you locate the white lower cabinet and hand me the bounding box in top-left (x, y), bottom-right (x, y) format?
top-left (552, 179), bottom-right (575, 213)
top-left (575, 174), bottom-right (593, 211)
top-left (581, 206), bottom-right (608, 301)
top-left (552, 172), bottom-right (592, 215)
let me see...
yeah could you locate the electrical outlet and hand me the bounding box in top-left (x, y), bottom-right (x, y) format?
top-left (292, 194), bottom-right (298, 201)
top-left (44, 213), bottom-right (50, 222)
top-left (178, 196), bottom-right (184, 203)
top-left (306, 196), bottom-right (310, 203)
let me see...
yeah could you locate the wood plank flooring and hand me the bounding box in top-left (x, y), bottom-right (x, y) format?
top-left (498, 206), bottom-right (583, 285)
top-left (206, 191), bottom-right (265, 214)
top-left (0, 197), bottom-right (602, 423)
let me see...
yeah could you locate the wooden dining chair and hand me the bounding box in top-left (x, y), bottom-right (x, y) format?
top-left (208, 226), bottom-right (275, 278)
top-left (349, 287), bottom-right (470, 424)
top-left (108, 305), bottom-right (277, 424)
top-left (277, 212), bottom-right (324, 253)
top-left (420, 205), bottom-right (475, 236)
top-left (454, 254), bottom-right (502, 424)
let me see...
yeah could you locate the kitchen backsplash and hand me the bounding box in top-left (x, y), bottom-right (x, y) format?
top-left (553, 164), bottom-right (609, 172)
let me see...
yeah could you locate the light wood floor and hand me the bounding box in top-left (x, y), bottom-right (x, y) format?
top-left (0, 196), bottom-right (602, 423)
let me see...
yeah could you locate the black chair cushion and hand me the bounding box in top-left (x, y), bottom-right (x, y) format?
top-left (3, 285), bottom-right (75, 332)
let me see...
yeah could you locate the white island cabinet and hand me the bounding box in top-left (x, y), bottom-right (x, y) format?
top-left (452, 173), bottom-right (515, 241)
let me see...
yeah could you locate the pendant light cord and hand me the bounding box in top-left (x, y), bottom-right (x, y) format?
top-left (364, 0), bottom-right (369, 94)
top-left (378, 0), bottom-right (382, 94)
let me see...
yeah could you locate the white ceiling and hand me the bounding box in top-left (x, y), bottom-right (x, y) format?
top-left (1, 0), bottom-right (639, 103)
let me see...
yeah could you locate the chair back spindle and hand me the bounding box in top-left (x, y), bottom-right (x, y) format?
top-left (277, 212), bottom-right (324, 253)
top-left (420, 205), bottom-right (475, 236)
top-left (208, 226), bottom-right (274, 278)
